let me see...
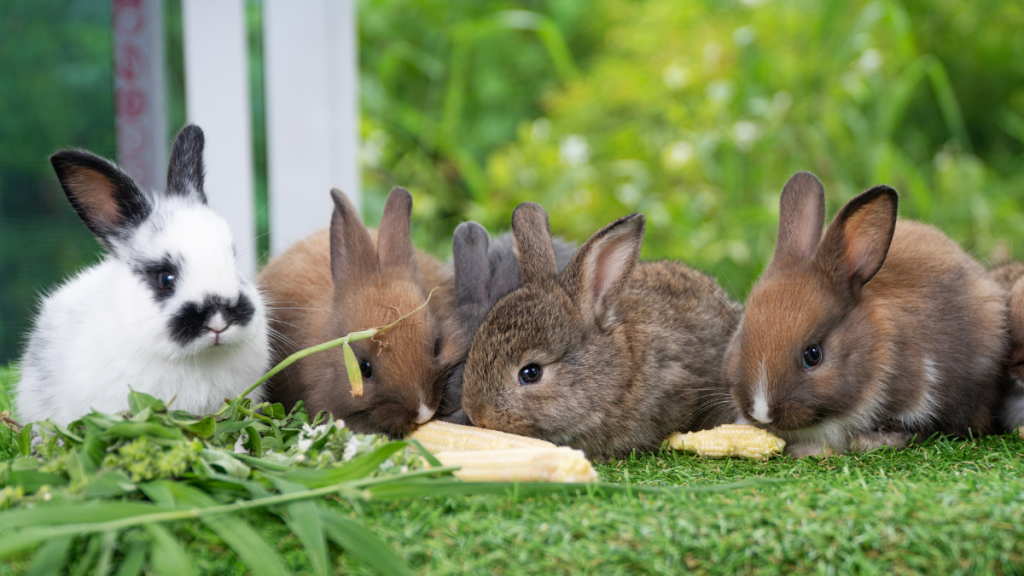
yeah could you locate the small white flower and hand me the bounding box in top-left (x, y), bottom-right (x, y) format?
top-left (662, 64), bottom-right (690, 91)
top-left (559, 135), bottom-right (590, 167)
top-left (733, 25), bottom-right (756, 47)
top-left (531, 118), bottom-right (552, 143)
top-left (297, 437), bottom-right (313, 452)
top-left (857, 49), bottom-right (883, 74)
top-left (731, 121), bottom-right (758, 152)
top-left (663, 141), bottom-right (695, 170)
top-left (706, 80), bottom-right (734, 106)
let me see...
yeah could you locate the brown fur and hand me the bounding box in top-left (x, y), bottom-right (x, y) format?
top-left (988, 262), bottom-right (1024, 429)
top-left (258, 188), bottom-right (463, 436)
top-left (462, 203), bottom-right (742, 459)
top-left (725, 172), bottom-right (1007, 456)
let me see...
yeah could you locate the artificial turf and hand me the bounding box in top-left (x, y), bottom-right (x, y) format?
top-left (2, 362), bottom-right (1023, 575)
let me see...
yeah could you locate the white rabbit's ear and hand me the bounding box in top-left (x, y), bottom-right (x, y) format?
top-left (166, 124), bottom-right (207, 203)
top-left (50, 150), bottom-right (151, 246)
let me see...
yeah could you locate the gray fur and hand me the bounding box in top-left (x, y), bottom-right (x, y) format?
top-left (459, 203), bottom-right (742, 458)
top-left (438, 222), bottom-right (576, 424)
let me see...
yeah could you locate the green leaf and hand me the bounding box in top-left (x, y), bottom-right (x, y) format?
top-left (244, 425), bottom-right (263, 457)
top-left (183, 416), bottom-right (215, 438)
top-left (18, 423), bottom-right (32, 456)
top-left (83, 471), bottom-right (137, 498)
top-left (165, 483), bottom-right (292, 576)
top-left (270, 478), bottom-right (330, 576)
top-left (68, 532), bottom-right (101, 576)
top-left (200, 449), bottom-right (251, 479)
top-left (114, 538), bottom-right (148, 576)
top-left (0, 528), bottom-right (60, 558)
top-left (99, 422), bottom-right (182, 441)
top-left (265, 403), bottom-right (287, 420)
top-left (214, 420), bottom-right (252, 437)
top-left (145, 524), bottom-right (196, 576)
top-left (65, 448), bottom-right (96, 485)
top-left (23, 534), bottom-right (72, 576)
top-left (0, 501), bottom-right (170, 529)
top-left (9, 470), bottom-right (68, 492)
top-left (94, 530), bottom-right (118, 576)
top-left (319, 508), bottom-right (414, 576)
top-left (128, 390), bottom-right (165, 414)
top-left (277, 442), bottom-right (407, 488)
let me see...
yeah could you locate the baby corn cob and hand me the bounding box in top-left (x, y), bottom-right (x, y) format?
top-left (434, 447), bottom-right (598, 483)
top-left (666, 424), bottom-right (785, 460)
top-left (409, 420), bottom-right (556, 453)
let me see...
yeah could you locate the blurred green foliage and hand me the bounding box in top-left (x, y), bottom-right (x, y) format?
top-left (361, 0), bottom-right (1024, 299)
top-left (2, 0), bottom-right (1023, 364)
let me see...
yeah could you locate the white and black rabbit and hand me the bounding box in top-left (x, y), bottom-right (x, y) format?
top-left (437, 222), bottom-right (576, 424)
top-left (16, 125), bottom-right (271, 425)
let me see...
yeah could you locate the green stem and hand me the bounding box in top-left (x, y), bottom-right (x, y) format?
top-left (220, 288), bottom-right (439, 416)
top-left (20, 466), bottom-right (459, 538)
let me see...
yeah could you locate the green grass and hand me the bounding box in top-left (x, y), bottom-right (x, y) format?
top-left (3, 354), bottom-right (1021, 576)
top-left (0, 365), bottom-right (16, 462)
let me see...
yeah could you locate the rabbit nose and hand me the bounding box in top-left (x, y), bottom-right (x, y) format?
top-left (207, 313), bottom-right (229, 333)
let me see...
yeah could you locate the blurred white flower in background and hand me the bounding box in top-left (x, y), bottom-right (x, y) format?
top-left (733, 25), bottom-right (756, 47)
top-left (706, 79), bottom-right (734, 106)
top-left (731, 121), bottom-right (759, 151)
top-left (663, 141), bottom-right (696, 170)
top-left (531, 118), bottom-right (552, 143)
top-left (662, 63), bottom-right (690, 91)
top-left (703, 41), bottom-right (723, 71)
top-left (856, 48), bottom-right (883, 74)
top-left (360, 129), bottom-right (389, 168)
top-left (560, 135), bottom-right (590, 166)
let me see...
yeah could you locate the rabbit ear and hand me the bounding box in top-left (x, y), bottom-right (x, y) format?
top-left (774, 172), bottom-right (826, 266)
top-left (329, 188), bottom-right (377, 289)
top-left (166, 124), bottom-right (207, 203)
top-left (377, 187), bottom-right (416, 270)
top-left (50, 150), bottom-right (151, 246)
top-left (562, 214), bottom-right (645, 330)
top-left (511, 202), bottom-right (558, 285)
top-left (816, 185), bottom-right (898, 294)
top-left (453, 222), bottom-right (490, 308)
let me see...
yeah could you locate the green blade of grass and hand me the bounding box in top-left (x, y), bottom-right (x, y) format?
top-left (0, 502), bottom-right (173, 529)
top-left (145, 524), bottom-right (196, 576)
top-left (164, 482), bottom-right (292, 576)
top-left (94, 530), bottom-right (118, 576)
top-left (270, 477), bottom-right (330, 576)
top-left (318, 508), bottom-right (415, 576)
top-left (23, 534), bottom-right (72, 576)
top-left (114, 538), bottom-right (147, 576)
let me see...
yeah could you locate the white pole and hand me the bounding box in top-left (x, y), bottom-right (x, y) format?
top-left (263, 0), bottom-right (361, 256)
top-left (181, 0), bottom-right (257, 278)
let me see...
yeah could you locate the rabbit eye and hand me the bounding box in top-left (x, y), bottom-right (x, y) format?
top-left (157, 271), bottom-right (176, 291)
top-left (359, 360), bottom-right (373, 380)
top-left (803, 344), bottom-right (823, 369)
top-left (518, 364), bottom-right (543, 386)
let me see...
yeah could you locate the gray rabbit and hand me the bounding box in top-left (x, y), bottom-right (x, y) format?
top-left (437, 222), bottom-right (576, 424)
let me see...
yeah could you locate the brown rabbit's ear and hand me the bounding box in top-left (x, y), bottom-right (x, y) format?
top-left (377, 187), bottom-right (416, 271)
top-left (453, 221), bottom-right (490, 308)
top-left (774, 171), bottom-right (826, 266)
top-left (562, 214), bottom-right (645, 331)
top-left (511, 202), bottom-right (557, 284)
top-left (50, 150), bottom-right (151, 247)
top-left (816, 185), bottom-right (898, 294)
top-left (329, 188), bottom-right (377, 289)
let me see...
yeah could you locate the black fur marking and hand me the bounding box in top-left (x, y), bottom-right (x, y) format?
top-left (166, 124), bottom-right (208, 204)
top-left (50, 150), bottom-right (151, 247)
top-left (133, 256), bottom-right (181, 303)
top-left (168, 293), bottom-right (256, 345)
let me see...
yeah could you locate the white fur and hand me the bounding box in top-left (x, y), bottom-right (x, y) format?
top-left (16, 195), bottom-right (270, 425)
top-left (893, 355), bottom-right (942, 429)
top-left (751, 358), bottom-right (772, 424)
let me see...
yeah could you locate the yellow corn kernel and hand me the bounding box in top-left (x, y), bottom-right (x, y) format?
top-left (666, 424), bottom-right (785, 460)
top-left (434, 447), bottom-right (598, 483)
top-left (409, 420), bottom-right (556, 454)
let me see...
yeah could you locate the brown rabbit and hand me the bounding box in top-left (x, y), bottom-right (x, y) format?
top-left (259, 187), bottom-right (464, 436)
top-left (988, 262), bottom-right (1024, 429)
top-left (461, 202), bottom-right (742, 459)
top-left (724, 172), bottom-right (1007, 457)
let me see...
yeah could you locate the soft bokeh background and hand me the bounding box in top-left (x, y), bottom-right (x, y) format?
top-left (2, 0), bottom-right (1024, 364)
